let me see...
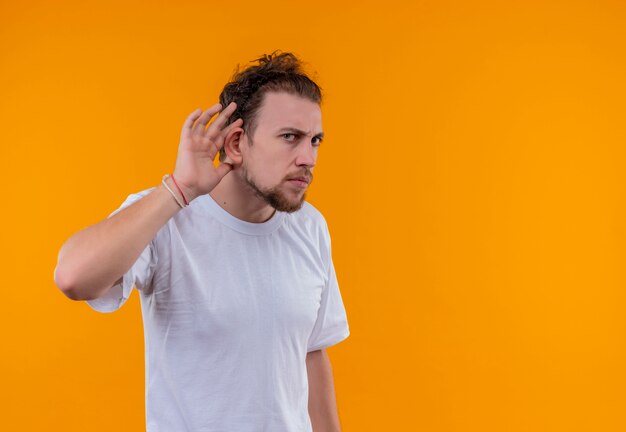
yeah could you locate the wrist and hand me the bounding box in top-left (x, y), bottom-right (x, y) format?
top-left (178, 181), bottom-right (200, 203)
top-left (167, 173), bottom-right (204, 203)
top-left (161, 175), bottom-right (186, 209)
top-left (169, 174), bottom-right (191, 206)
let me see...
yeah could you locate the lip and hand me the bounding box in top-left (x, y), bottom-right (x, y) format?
top-left (287, 178), bottom-right (310, 188)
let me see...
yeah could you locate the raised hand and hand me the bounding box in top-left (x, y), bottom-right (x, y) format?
top-left (172, 102), bottom-right (243, 202)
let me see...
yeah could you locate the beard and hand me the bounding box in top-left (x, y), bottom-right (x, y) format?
top-left (241, 163), bottom-right (312, 213)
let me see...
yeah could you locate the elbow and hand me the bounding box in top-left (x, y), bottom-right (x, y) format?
top-left (53, 265), bottom-right (76, 300)
top-left (54, 264), bottom-right (111, 302)
top-left (54, 264), bottom-right (86, 301)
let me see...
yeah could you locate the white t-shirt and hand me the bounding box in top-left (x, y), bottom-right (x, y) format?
top-left (86, 187), bottom-right (350, 432)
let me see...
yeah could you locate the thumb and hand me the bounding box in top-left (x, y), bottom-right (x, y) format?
top-left (215, 162), bottom-right (233, 180)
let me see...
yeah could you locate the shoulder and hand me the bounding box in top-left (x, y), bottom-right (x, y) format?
top-left (299, 201), bottom-right (326, 221)
top-left (281, 201), bottom-right (333, 254)
top-left (289, 201), bottom-right (329, 230)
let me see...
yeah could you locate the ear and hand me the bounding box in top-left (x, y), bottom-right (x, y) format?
top-left (222, 126), bottom-right (245, 166)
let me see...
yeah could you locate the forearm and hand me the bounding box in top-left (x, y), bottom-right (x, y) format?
top-left (306, 349), bottom-right (341, 432)
top-left (54, 179), bottom-right (182, 301)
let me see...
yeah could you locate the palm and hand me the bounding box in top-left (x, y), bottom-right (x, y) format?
top-left (173, 102), bottom-right (242, 200)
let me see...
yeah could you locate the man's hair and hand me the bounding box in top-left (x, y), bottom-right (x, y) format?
top-left (218, 50), bottom-right (323, 162)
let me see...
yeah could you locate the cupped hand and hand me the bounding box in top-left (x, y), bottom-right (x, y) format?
top-left (172, 102), bottom-right (243, 202)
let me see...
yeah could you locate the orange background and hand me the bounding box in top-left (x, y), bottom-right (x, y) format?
top-left (1, 0), bottom-right (625, 430)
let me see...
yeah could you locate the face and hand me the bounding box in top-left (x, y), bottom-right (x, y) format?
top-left (239, 91), bottom-right (323, 213)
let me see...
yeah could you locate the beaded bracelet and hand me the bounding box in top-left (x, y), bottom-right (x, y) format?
top-left (162, 174), bottom-right (186, 209)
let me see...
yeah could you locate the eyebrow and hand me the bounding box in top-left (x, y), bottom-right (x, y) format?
top-left (276, 127), bottom-right (324, 140)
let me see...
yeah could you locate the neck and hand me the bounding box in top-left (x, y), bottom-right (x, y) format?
top-left (209, 170), bottom-right (276, 223)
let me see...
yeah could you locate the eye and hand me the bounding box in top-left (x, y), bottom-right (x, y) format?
top-left (282, 133), bottom-right (297, 141)
top-left (312, 137), bottom-right (323, 147)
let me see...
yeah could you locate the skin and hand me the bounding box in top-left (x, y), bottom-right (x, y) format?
top-left (56, 91), bottom-right (342, 428)
top-left (210, 91), bottom-right (324, 222)
top-left (218, 92), bottom-right (340, 428)
top-left (177, 92), bottom-right (341, 429)
top-left (307, 349), bottom-right (342, 432)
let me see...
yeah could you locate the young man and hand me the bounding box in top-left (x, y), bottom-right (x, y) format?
top-left (54, 51), bottom-right (350, 431)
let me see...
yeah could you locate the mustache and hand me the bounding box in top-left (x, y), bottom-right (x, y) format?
top-left (285, 170), bottom-right (313, 182)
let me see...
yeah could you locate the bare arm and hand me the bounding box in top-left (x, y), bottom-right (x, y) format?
top-left (54, 102), bottom-right (243, 301)
top-left (306, 349), bottom-right (342, 432)
top-left (54, 181), bottom-right (183, 301)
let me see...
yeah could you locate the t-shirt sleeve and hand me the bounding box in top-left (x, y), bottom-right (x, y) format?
top-left (85, 188), bottom-right (158, 314)
top-left (307, 225), bottom-right (350, 352)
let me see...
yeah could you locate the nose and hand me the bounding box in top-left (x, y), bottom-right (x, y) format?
top-left (295, 142), bottom-right (317, 168)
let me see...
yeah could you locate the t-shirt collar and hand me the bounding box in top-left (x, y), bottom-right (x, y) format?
top-left (196, 192), bottom-right (285, 235)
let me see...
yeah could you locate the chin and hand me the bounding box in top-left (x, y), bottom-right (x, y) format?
top-left (268, 192), bottom-right (306, 213)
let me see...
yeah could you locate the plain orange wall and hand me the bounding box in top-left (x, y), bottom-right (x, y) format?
top-left (1, 0), bottom-right (624, 430)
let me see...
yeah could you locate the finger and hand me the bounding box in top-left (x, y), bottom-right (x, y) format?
top-left (206, 102), bottom-right (238, 137)
top-left (192, 103), bottom-right (222, 133)
top-left (207, 124), bottom-right (242, 160)
top-left (191, 103), bottom-right (223, 134)
top-left (206, 125), bottom-right (238, 160)
top-left (218, 118), bottom-right (244, 138)
top-left (215, 162), bottom-right (233, 179)
top-left (181, 108), bottom-right (203, 137)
